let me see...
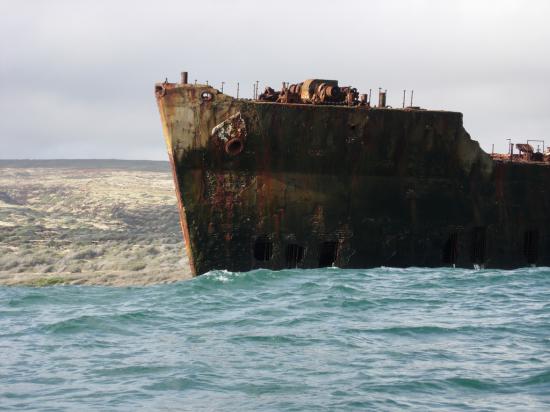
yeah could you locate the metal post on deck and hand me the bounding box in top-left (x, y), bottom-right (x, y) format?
top-left (378, 88), bottom-right (387, 108)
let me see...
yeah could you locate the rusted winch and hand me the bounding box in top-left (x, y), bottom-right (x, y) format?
top-left (259, 79), bottom-right (362, 106)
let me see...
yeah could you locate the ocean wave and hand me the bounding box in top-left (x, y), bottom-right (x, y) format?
top-left (518, 370), bottom-right (550, 386)
top-left (1, 266), bottom-right (549, 411)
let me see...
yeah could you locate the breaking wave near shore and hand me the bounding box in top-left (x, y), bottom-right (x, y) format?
top-left (2, 267), bottom-right (549, 411)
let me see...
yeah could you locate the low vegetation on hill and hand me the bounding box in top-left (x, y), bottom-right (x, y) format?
top-left (0, 161), bottom-right (190, 285)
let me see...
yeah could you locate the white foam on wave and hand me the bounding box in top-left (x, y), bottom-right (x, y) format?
top-left (204, 269), bottom-right (239, 283)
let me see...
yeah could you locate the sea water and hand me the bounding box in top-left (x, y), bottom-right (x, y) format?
top-left (1, 267), bottom-right (549, 411)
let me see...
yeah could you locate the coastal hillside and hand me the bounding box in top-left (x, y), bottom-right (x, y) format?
top-left (0, 160), bottom-right (191, 286)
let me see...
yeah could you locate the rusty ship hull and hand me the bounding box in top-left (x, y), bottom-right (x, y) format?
top-left (156, 78), bottom-right (550, 276)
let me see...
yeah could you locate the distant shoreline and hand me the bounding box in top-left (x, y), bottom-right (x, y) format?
top-left (0, 159), bottom-right (170, 172)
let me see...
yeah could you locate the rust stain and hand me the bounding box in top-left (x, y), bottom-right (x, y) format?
top-left (167, 152), bottom-right (197, 277)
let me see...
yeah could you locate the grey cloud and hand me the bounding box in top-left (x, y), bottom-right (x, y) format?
top-left (1, 0), bottom-right (549, 158)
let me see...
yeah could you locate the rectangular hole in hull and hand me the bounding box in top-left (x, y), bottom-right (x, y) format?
top-left (285, 244), bottom-right (305, 268)
top-left (471, 226), bottom-right (486, 265)
top-left (524, 230), bottom-right (539, 265)
top-left (318, 241), bottom-right (338, 268)
top-left (442, 232), bottom-right (458, 265)
top-left (254, 237), bottom-right (273, 261)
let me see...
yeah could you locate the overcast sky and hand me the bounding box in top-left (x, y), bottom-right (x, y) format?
top-left (1, 0), bottom-right (549, 159)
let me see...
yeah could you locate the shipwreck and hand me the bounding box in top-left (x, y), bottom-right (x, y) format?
top-left (156, 72), bottom-right (550, 276)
